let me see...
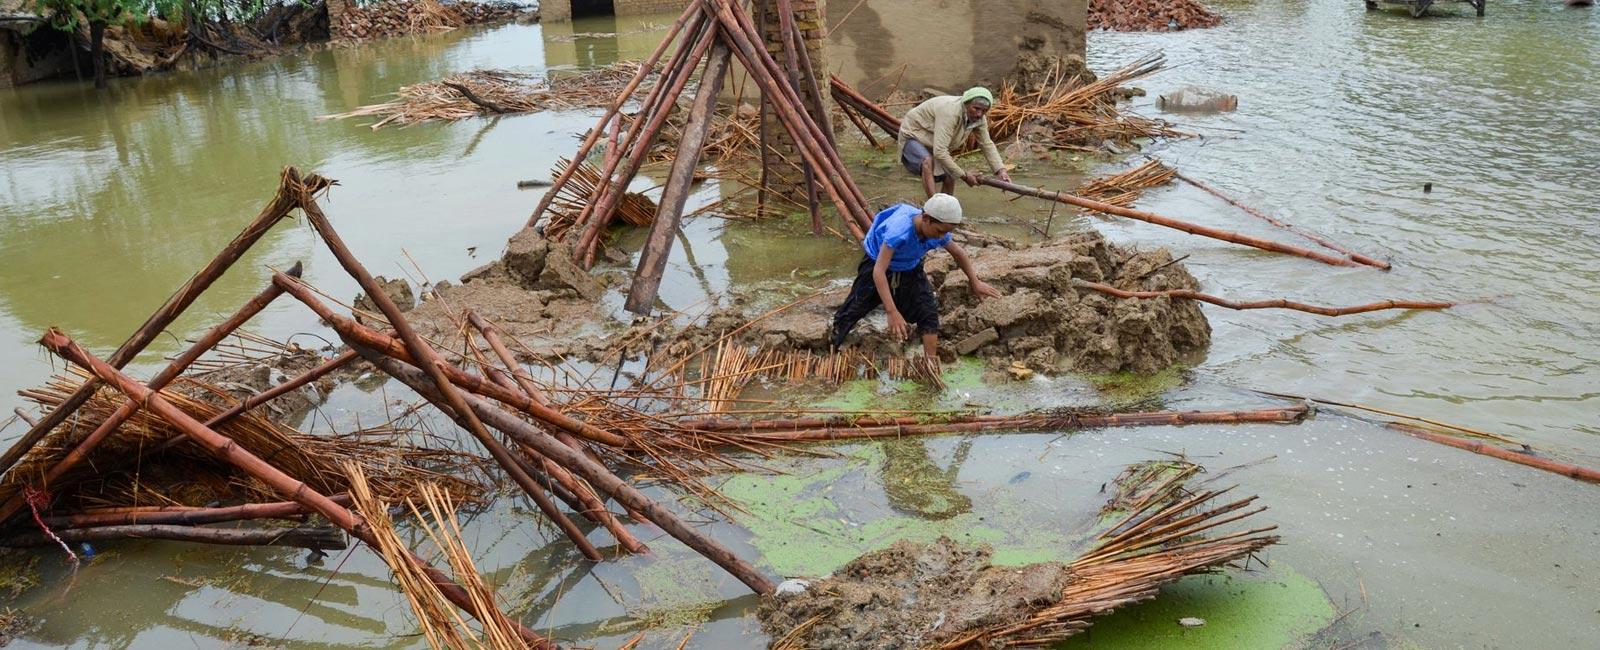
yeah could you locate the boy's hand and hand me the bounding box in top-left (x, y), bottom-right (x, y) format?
top-left (887, 312), bottom-right (910, 340)
top-left (971, 280), bottom-right (1001, 300)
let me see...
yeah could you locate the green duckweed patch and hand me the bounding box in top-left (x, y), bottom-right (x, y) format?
top-left (1058, 563), bottom-right (1336, 649)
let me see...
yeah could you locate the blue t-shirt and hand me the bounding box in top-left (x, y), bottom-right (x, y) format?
top-left (862, 203), bottom-right (951, 272)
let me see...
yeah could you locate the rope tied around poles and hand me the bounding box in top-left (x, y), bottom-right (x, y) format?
top-left (23, 486), bottom-right (80, 571)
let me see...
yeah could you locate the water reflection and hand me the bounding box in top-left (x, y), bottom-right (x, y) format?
top-left (879, 437), bottom-right (974, 520)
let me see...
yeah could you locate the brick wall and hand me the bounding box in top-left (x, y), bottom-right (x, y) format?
top-left (614, 0), bottom-right (691, 15)
top-left (757, 0), bottom-right (832, 203)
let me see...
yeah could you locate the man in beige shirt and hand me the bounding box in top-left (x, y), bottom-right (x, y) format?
top-left (897, 87), bottom-right (1011, 197)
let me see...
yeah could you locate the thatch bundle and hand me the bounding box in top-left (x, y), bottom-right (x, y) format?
top-left (761, 460), bottom-right (1277, 648)
top-left (321, 62), bottom-right (652, 129)
top-left (5, 372), bottom-right (488, 512)
top-left (986, 54), bottom-right (1189, 151)
top-left (1077, 158), bottom-right (1176, 208)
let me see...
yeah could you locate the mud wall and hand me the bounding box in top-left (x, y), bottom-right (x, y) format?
top-left (540, 0), bottom-right (693, 22)
top-left (827, 0), bottom-right (1087, 95)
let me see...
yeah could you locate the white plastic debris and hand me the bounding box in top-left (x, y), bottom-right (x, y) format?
top-left (774, 579), bottom-right (811, 597)
top-left (1178, 617), bottom-right (1207, 628)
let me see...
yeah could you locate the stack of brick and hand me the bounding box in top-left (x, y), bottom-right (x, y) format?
top-left (756, 0), bottom-right (834, 204)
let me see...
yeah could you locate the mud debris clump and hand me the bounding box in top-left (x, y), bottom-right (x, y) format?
top-left (758, 536), bottom-right (1071, 649)
top-left (671, 230), bottom-right (1210, 375)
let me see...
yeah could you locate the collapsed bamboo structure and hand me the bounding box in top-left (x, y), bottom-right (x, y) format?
top-left (519, 0), bottom-right (876, 314)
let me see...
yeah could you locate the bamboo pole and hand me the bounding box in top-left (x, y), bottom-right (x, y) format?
top-left (1073, 280), bottom-right (1453, 317)
top-left (1169, 169), bottom-right (1391, 270)
top-left (359, 349), bottom-right (778, 595)
top-left (981, 177), bottom-right (1364, 267)
top-left (574, 12), bottom-right (718, 267)
top-left (0, 524), bottom-right (349, 550)
top-left (0, 167), bottom-right (315, 480)
top-left (37, 329), bottom-right (552, 649)
top-left (772, 0), bottom-right (822, 234)
top-left (526, 1), bottom-right (702, 228)
top-left (43, 495), bottom-right (350, 528)
top-left (297, 189), bottom-right (604, 562)
top-left (0, 264), bottom-right (301, 525)
top-left (465, 313), bottom-right (648, 554)
top-left (1388, 423), bottom-right (1600, 484)
top-left (626, 42), bottom-right (734, 315)
top-left (273, 275), bottom-right (629, 448)
top-left (721, 0), bottom-right (873, 225)
top-left (702, 0), bottom-right (868, 238)
top-left (724, 406), bottom-right (1308, 442)
top-left (204, 349), bottom-right (360, 429)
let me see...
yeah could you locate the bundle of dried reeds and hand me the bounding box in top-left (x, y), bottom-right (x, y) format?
top-left (321, 62), bottom-right (651, 129)
top-left (6, 372), bottom-right (488, 511)
top-left (987, 54), bottom-right (1188, 150)
top-left (540, 157), bottom-right (658, 242)
top-left (349, 466), bottom-right (525, 650)
top-left (937, 469), bottom-right (1275, 647)
top-left (1077, 159), bottom-right (1176, 208)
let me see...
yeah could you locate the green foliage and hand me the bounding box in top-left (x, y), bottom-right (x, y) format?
top-left (32, 0), bottom-right (149, 31)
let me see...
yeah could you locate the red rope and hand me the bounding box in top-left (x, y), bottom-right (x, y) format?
top-left (23, 486), bottom-right (79, 570)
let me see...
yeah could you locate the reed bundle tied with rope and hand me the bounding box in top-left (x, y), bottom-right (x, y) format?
top-left (1077, 159), bottom-right (1177, 208)
top-left (987, 53), bottom-right (1189, 149)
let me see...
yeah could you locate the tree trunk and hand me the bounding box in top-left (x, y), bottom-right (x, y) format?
top-left (89, 20), bottom-right (107, 90)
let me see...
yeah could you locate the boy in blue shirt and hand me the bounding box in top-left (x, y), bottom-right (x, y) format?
top-left (830, 193), bottom-right (1000, 370)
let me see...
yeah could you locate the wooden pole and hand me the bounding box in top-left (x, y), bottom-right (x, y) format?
top-left (1389, 423), bottom-right (1600, 484)
top-left (1072, 280), bottom-right (1453, 317)
top-left (0, 524), bottom-right (349, 550)
top-left (465, 312), bottom-right (649, 554)
top-left (0, 167), bottom-right (315, 480)
top-left (527, 1), bottom-right (702, 228)
top-left (43, 496), bottom-right (350, 528)
top-left (1169, 169), bottom-right (1391, 270)
top-left (772, 0), bottom-right (822, 234)
top-left (626, 42), bottom-right (734, 315)
top-left (0, 264), bottom-right (301, 525)
top-left (703, 0), bottom-right (868, 238)
top-left (574, 13), bottom-right (718, 267)
top-left (720, 0), bottom-right (873, 225)
top-left (273, 275), bottom-right (630, 448)
top-left (360, 350), bottom-right (779, 595)
top-left (980, 177), bottom-right (1365, 267)
top-left (38, 329), bottom-right (552, 649)
top-left (722, 406), bottom-right (1309, 442)
top-left (296, 189), bottom-right (604, 562)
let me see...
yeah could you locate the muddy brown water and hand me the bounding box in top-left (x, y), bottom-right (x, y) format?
top-left (1, 2), bottom-right (1598, 647)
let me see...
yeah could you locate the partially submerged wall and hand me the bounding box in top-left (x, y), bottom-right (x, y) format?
top-left (540, 0), bottom-right (692, 22)
top-left (827, 0), bottom-right (1086, 95)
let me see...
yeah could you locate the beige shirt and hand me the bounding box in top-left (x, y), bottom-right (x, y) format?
top-left (897, 94), bottom-right (1005, 179)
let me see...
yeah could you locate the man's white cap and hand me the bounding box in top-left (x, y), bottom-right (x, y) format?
top-left (923, 193), bottom-right (964, 224)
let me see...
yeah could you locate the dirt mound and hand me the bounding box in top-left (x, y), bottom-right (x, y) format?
top-left (672, 230), bottom-right (1209, 375)
top-left (928, 230), bottom-right (1209, 374)
top-left (1088, 0), bottom-right (1222, 32)
top-left (405, 226), bottom-right (629, 359)
top-left (758, 536), bottom-right (1071, 649)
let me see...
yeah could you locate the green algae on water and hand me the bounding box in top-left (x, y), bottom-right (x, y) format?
top-left (1057, 563), bottom-right (1336, 650)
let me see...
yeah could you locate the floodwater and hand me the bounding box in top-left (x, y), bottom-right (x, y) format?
top-left (1, 1), bottom-right (1598, 647)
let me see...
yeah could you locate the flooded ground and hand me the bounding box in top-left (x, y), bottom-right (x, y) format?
top-left (2, 1), bottom-right (1598, 647)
